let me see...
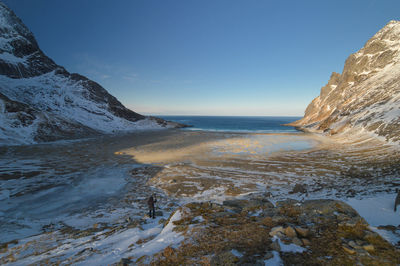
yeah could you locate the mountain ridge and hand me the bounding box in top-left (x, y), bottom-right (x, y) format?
top-left (0, 2), bottom-right (183, 145)
top-left (290, 20), bottom-right (400, 143)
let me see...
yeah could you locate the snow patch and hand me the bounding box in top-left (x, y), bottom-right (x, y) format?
top-left (264, 251), bottom-right (283, 266)
top-left (272, 236), bottom-right (306, 253)
top-left (346, 194), bottom-right (400, 245)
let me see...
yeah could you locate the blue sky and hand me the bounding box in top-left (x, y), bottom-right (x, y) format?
top-left (4, 0), bottom-right (400, 116)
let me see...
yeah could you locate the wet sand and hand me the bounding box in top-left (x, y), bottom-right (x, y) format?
top-left (118, 130), bottom-right (400, 201)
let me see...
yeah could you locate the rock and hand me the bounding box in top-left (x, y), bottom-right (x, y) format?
top-left (348, 240), bottom-right (361, 250)
top-left (292, 237), bottom-right (303, 246)
top-left (295, 227), bottom-right (310, 238)
top-left (342, 245), bottom-right (356, 255)
top-left (269, 226), bottom-right (284, 237)
top-left (377, 225), bottom-right (397, 232)
top-left (289, 184), bottom-right (307, 194)
top-left (263, 251), bottom-right (273, 260)
top-left (222, 199), bottom-right (247, 211)
top-left (214, 212), bottom-right (234, 218)
top-left (284, 226), bottom-right (297, 238)
top-left (158, 218), bottom-right (167, 225)
top-left (223, 198), bottom-right (273, 211)
top-left (271, 239), bottom-right (281, 252)
top-left (363, 244), bottom-right (375, 252)
top-left (155, 210), bottom-right (163, 216)
top-left (355, 239), bottom-right (364, 246)
top-left (346, 189), bottom-right (356, 197)
top-left (301, 238), bottom-right (311, 246)
top-left (210, 251), bottom-right (239, 265)
top-left (264, 192), bottom-right (272, 197)
top-left (117, 258), bottom-right (132, 266)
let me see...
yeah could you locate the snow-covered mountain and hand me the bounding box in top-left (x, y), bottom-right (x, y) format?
top-left (290, 20), bottom-right (400, 143)
top-left (0, 2), bottom-right (182, 145)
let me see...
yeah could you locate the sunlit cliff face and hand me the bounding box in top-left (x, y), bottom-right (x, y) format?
top-left (291, 21), bottom-right (400, 143)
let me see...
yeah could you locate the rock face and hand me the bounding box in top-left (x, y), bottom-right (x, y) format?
top-left (0, 2), bottom-right (182, 145)
top-left (290, 20), bottom-right (400, 142)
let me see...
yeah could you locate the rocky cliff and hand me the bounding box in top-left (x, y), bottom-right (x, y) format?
top-left (290, 20), bottom-right (400, 143)
top-left (0, 2), bottom-right (181, 145)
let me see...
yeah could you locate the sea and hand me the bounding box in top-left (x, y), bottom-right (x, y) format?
top-left (158, 116), bottom-right (302, 133)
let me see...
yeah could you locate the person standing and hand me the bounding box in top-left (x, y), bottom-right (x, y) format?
top-left (147, 194), bottom-right (157, 218)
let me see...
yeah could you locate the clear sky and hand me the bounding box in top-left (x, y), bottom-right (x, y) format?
top-left (3, 0), bottom-right (400, 116)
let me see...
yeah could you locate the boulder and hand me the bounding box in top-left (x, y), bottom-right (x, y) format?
top-left (295, 227), bottom-right (310, 238)
top-left (269, 226), bottom-right (284, 237)
top-left (363, 244), bottom-right (375, 252)
top-left (284, 226), bottom-right (297, 238)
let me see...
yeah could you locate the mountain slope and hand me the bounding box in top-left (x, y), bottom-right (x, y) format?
top-left (290, 20), bottom-right (400, 143)
top-left (0, 2), bottom-right (180, 145)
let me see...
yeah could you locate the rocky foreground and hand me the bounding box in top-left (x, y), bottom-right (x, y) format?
top-left (131, 196), bottom-right (400, 265)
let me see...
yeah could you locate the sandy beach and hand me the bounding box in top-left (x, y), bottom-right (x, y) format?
top-left (116, 130), bottom-right (400, 201)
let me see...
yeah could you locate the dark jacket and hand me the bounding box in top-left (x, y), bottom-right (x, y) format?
top-left (148, 196), bottom-right (156, 208)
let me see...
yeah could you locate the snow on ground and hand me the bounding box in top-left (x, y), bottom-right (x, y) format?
top-left (2, 210), bottom-right (184, 266)
top-left (75, 210), bottom-right (184, 265)
top-left (0, 164), bottom-right (131, 243)
top-left (346, 193), bottom-right (400, 245)
top-left (272, 236), bottom-right (306, 253)
top-left (264, 251), bottom-right (283, 266)
top-left (0, 70), bottom-right (172, 145)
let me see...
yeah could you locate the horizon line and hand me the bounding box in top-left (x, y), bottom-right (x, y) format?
top-left (147, 114), bottom-right (303, 117)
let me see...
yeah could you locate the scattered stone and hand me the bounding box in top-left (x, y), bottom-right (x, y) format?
top-left (210, 251), bottom-right (239, 265)
top-left (263, 251), bottom-right (273, 260)
top-left (290, 183), bottom-right (307, 194)
top-left (223, 199), bottom-right (247, 208)
top-left (355, 239), bottom-right (364, 246)
top-left (117, 258), bottom-right (132, 266)
top-left (284, 226), bottom-right (297, 238)
top-left (342, 245), bottom-right (356, 255)
top-left (158, 218), bottom-right (167, 225)
top-left (295, 227), bottom-right (310, 238)
top-left (346, 189), bottom-right (356, 197)
top-left (348, 241), bottom-right (358, 249)
top-left (150, 198), bottom-right (400, 265)
top-left (377, 225), bottom-right (397, 232)
top-left (155, 210), bottom-right (163, 216)
top-left (292, 237), bottom-right (303, 246)
top-left (269, 226), bottom-right (284, 237)
top-left (271, 239), bottom-right (281, 252)
top-left (301, 238), bottom-right (311, 246)
top-left (363, 244), bottom-right (375, 252)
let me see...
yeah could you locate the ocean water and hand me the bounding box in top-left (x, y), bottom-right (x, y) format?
top-left (159, 116), bottom-right (302, 133)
